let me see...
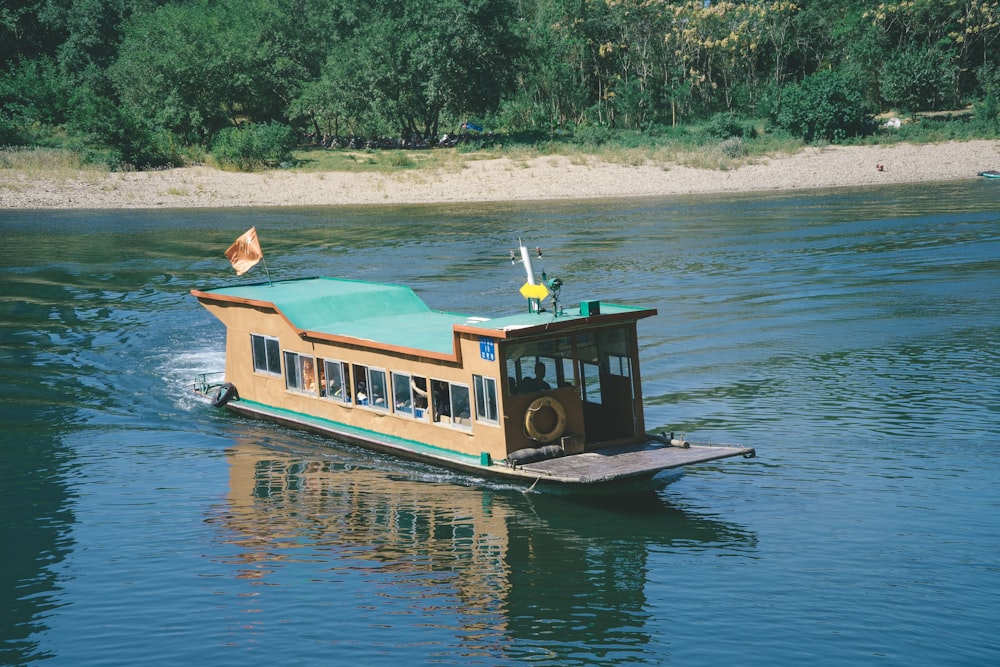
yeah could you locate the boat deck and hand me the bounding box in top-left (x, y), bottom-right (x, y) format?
top-left (516, 441), bottom-right (756, 484)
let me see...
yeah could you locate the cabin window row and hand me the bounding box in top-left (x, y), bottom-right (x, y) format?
top-left (249, 334), bottom-right (499, 429)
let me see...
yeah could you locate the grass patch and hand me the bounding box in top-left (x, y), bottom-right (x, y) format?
top-left (291, 148), bottom-right (468, 173)
top-left (0, 146), bottom-right (111, 175)
top-left (287, 133), bottom-right (805, 175)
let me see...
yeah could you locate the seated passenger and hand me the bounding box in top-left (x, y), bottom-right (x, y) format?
top-left (519, 362), bottom-right (551, 393)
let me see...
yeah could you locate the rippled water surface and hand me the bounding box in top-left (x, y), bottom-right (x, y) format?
top-left (2, 182), bottom-right (999, 665)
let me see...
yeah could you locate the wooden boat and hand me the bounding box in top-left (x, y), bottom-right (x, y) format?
top-left (978, 170), bottom-right (1000, 178)
top-left (191, 241), bottom-right (754, 490)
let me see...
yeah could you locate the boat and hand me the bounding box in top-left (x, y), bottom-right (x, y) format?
top-left (191, 239), bottom-right (754, 490)
top-left (978, 170), bottom-right (1000, 178)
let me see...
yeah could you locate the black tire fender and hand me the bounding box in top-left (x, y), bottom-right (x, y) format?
top-left (211, 382), bottom-right (238, 407)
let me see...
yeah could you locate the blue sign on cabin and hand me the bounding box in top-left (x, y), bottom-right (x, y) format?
top-left (479, 336), bottom-right (495, 361)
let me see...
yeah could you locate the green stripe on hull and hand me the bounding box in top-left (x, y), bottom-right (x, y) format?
top-left (231, 398), bottom-right (483, 468)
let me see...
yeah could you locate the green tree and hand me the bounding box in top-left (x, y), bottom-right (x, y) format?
top-left (111, 0), bottom-right (333, 142)
top-left (312, 0), bottom-right (523, 138)
top-left (880, 43), bottom-right (956, 112)
top-left (502, 0), bottom-right (601, 130)
top-left (0, 57), bottom-right (70, 130)
top-left (772, 69), bottom-right (874, 142)
top-left (1, 0), bottom-right (61, 66)
top-left (109, 1), bottom-right (226, 141)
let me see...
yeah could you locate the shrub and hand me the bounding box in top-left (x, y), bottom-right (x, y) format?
top-left (704, 112), bottom-right (757, 140)
top-left (569, 124), bottom-right (615, 147)
top-left (974, 64), bottom-right (1000, 133)
top-left (719, 136), bottom-right (747, 159)
top-left (974, 96), bottom-right (1000, 133)
top-left (211, 122), bottom-right (296, 171)
top-left (67, 93), bottom-right (186, 170)
top-left (772, 70), bottom-right (875, 143)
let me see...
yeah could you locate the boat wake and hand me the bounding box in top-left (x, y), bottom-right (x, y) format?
top-left (157, 346), bottom-right (226, 412)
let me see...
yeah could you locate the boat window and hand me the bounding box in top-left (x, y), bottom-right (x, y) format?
top-left (369, 369), bottom-right (388, 409)
top-left (504, 338), bottom-right (573, 394)
top-left (251, 334), bottom-right (281, 375)
top-left (608, 354), bottom-right (631, 377)
top-left (508, 355), bottom-right (557, 394)
top-left (580, 361), bottom-right (602, 405)
top-left (392, 372), bottom-right (413, 415)
top-left (352, 364), bottom-right (388, 410)
top-left (558, 356), bottom-right (577, 387)
top-left (391, 372), bottom-right (428, 419)
top-left (430, 380), bottom-right (450, 422)
top-left (575, 327), bottom-right (634, 406)
top-left (474, 375), bottom-right (499, 425)
top-left (320, 359), bottom-right (350, 403)
top-left (430, 379), bottom-right (471, 429)
top-left (284, 352), bottom-right (318, 395)
top-left (451, 384), bottom-right (472, 429)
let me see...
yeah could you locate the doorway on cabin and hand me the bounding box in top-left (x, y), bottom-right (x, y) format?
top-left (576, 327), bottom-right (638, 444)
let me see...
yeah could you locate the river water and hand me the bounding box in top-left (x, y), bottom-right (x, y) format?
top-left (2, 182), bottom-right (999, 666)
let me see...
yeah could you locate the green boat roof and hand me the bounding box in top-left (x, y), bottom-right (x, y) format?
top-left (195, 277), bottom-right (653, 356)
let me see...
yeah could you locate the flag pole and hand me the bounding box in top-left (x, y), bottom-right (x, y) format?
top-left (262, 257), bottom-right (272, 286)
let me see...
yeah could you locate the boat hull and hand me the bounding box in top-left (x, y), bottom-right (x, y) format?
top-left (212, 393), bottom-right (755, 489)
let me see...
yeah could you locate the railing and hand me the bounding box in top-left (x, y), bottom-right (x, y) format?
top-left (192, 371), bottom-right (226, 395)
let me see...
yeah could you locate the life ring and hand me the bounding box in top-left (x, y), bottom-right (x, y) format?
top-left (211, 382), bottom-right (238, 407)
top-left (524, 396), bottom-right (566, 444)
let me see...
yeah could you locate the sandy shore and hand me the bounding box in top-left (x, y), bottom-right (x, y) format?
top-left (2, 139), bottom-right (999, 209)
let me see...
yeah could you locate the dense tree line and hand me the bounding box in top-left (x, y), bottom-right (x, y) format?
top-left (3, 0), bottom-right (1000, 167)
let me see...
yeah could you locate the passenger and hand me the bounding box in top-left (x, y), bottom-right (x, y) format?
top-left (302, 359), bottom-right (317, 393)
top-left (520, 362), bottom-right (551, 393)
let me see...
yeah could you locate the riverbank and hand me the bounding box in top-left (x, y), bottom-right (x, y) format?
top-left (2, 139), bottom-right (999, 209)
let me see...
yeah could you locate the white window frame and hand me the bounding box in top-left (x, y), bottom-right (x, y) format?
top-left (474, 375), bottom-right (500, 425)
top-left (429, 379), bottom-right (472, 430)
top-left (392, 371), bottom-right (414, 416)
top-left (353, 364), bottom-right (389, 411)
top-left (321, 359), bottom-right (350, 403)
top-left (391, 372), bottom-right (430, 419)
top-left (449, 382), bottom-right (473, 430)
top-left (251, 333), bottom-right (281, 376)
top-left (283, 351), bottom-right (317, 395)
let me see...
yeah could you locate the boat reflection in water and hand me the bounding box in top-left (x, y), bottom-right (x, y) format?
top-left (208, 435), bottom-right (757, 655)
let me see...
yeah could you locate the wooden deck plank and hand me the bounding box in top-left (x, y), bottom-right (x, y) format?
top-left (516, 442), bottom-right (756, 484)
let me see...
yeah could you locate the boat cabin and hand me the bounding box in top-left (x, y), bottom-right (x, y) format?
top-left (191, 276), bottom-right (656, 467)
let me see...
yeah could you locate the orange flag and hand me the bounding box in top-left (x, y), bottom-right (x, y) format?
top-left (225, 227), bottom-right (263, 276)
